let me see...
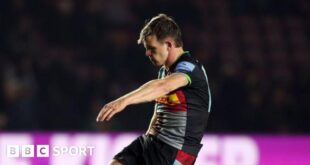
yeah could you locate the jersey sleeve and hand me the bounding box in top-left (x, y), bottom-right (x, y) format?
top-left (173, 60), bottom-right (197, 86)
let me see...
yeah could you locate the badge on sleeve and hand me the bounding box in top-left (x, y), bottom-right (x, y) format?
top-left (175, 61), bottom-right (195, 72)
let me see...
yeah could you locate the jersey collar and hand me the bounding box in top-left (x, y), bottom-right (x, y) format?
top-left (165, 51), bottom-right (190, 72)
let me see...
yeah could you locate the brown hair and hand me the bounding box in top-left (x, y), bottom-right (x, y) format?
top-left (137, 14), bottom-right (183, 47)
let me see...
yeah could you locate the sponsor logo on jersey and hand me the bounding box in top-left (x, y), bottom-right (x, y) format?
top-left (175, 61), bottom-right (195, 72)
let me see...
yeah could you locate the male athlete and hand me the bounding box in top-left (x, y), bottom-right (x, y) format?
top-left (96, 14), bottom-right (211, 165)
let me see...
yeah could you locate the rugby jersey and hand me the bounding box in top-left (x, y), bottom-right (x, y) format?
top-left (149, 51), bottom-right (211, 156)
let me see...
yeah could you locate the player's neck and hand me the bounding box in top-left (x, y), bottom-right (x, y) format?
top-left (164, 47), bottom-right (184, 71)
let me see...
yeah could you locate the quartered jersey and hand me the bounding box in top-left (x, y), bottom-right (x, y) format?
top-left (149, 51), bottom-right (211, 156)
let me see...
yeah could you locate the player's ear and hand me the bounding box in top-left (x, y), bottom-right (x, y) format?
top-left (165, 40), bottom-right (173, 49)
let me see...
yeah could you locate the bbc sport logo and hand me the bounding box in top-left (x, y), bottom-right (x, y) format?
top-left (7, 145), bottom-right (95, 157)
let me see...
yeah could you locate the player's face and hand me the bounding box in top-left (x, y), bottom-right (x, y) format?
top-left (144, 35), bottom-right (169, 66)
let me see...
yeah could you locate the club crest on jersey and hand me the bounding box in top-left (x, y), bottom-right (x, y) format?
top-left (175, 61), bottom-right (195, 72)
top-left (156, 93), bottom-right (180, 105)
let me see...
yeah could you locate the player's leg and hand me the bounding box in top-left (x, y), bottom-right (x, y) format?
top-left (142, 134), bottom-right (179, 165)
top-left (108, 159), bottom-right (124, 165)
top-left (112, 135), bottom-right (144, 164)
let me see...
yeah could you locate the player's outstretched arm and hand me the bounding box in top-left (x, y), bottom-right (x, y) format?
top-left (96, 73), bottom-right (189, 122)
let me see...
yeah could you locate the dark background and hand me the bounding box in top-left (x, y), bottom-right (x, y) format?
top-left (0, 0), bottom-right (309, 133)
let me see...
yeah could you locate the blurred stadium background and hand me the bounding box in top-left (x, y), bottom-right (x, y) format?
top-left (0, 0), bottom-right (309, 164)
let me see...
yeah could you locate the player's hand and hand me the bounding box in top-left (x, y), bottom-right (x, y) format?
top-left (96, 99), bottom-right (127, 122)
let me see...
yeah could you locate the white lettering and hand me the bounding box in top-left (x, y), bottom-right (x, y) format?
top-left (0, 134), bottom-right (32, 165)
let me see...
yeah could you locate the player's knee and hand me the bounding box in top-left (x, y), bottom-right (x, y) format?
top-left (109, 159), bottom-right (124, 165)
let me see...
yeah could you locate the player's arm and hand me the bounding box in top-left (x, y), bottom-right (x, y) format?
top-left (96, 73), bottom-right (189, 122)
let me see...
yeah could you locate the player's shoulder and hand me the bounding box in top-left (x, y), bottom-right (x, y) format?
top-left (174, 52), bottom-right (200, 72)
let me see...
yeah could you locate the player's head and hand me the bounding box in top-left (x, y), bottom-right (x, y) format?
top-left (137, 14), bottom-right (183, 66)
top-left (137, 14), bottom-right (183, 47)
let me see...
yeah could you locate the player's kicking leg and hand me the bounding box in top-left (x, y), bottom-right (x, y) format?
top-left (109, 159), bottom-right (124, 165)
